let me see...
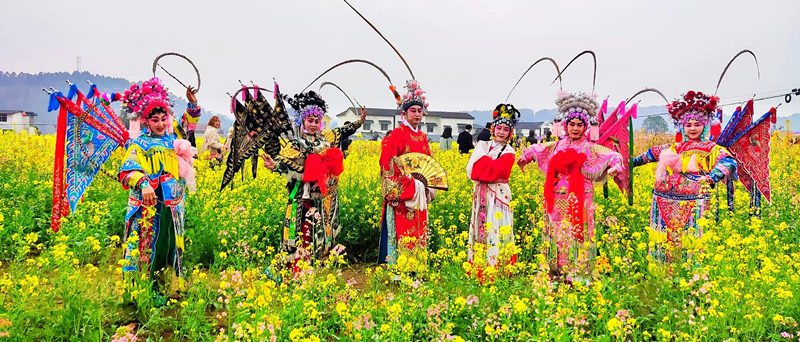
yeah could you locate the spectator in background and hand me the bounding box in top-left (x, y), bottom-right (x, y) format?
top-left (440, 126), bottom-right (453, 152)
top-left (477, 122), bottom-right (492, 142)
top-left (526, 131), bottom-right (537, 145)
top-left (457, 124), bottom-right (474, 154)
top-left (200, 115), bottom-right (227, 169)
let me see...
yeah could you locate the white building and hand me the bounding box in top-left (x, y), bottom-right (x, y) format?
top-left (515, 121), bottom-right (553, 138)
top-left (336, 107), bottom-right (474, 142)
top-left (0, 110), bottom-right (38, 133)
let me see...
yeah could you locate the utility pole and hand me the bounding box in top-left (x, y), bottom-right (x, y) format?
top-left (76, 56), bottom-right (81, 73)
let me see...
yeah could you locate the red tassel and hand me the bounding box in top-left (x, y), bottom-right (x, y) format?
top-left (675, 132), bottom-right (683, 142)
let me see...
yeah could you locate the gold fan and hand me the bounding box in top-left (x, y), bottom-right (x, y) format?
top-left (391, 153), bottom-right (448, 190)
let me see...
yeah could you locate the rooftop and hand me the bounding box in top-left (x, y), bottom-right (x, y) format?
top-left (0, 110), bottom-right (38, 116)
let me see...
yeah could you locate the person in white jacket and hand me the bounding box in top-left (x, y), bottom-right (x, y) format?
top-left (466, 104), bottom-right (519, 282)
top-left (200, 116), bottom-right (227, 169)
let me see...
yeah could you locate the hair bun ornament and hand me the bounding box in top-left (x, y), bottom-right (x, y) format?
top-left (491, 103), bottom-right (520, 128)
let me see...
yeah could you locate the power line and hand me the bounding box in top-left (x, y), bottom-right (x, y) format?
top-left (635, 88), bottom-right (800, 118)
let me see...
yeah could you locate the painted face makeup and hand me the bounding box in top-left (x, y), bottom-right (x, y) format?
top-left (683, 119), bottom-right (705, 141)
top-left (567, 118), bottom-right (586, 140)
top-left (146, 112), bottom-right (169, 136)
top-left (303, 116), bottom-right (321, 135)
top-left (404, 105), bottom-right (424, 128)
top-left (493, 123), bottom-right (511, 142)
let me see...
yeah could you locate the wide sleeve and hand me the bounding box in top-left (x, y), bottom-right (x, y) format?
top-left (321, 120), bottom-right (362, 147)
top-left (379, 133), bottom-right (417, 202)
top-left (180, 103), bottom-right (202, 134)
top-left (470, 151), bottom-right (515, 183)
top-left (707, 146), bottom-right (737, 183)
top-left (520, 141), bottom-right (558, 175)
top-left (633, 143), bottom-right (670, 167)
top-left (273, 140), bottom-right (307, 178)
top-left (583, 144), bottom-right (624, 183)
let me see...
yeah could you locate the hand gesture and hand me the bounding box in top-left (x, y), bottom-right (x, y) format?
top-left (517, 157), bottom-right (529, 171)
top-left (142, 186), bottom-right (157, 206)
top-left (426, 187), bottom-right (436, 203)
top-left (186, 86), bottom-right (198, 104)
top-left (608, 168), bottom-right (619, 178)
top-left (260, 153), bottom-right (275, 170)
top-left (359, 106), bottom-right (367, 124)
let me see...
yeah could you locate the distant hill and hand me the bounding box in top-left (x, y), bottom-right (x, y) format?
top-left (468, 105), bottom-right (667, 130)
top-left (0, 71), bottom-right (231, 134)
top-left (467, 108), bottom-right (558, 128)
top-left (3, 70), bottom-right (798, 134)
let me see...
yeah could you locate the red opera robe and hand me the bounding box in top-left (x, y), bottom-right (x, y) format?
top-left (378, 123), bottom-right (433, 264)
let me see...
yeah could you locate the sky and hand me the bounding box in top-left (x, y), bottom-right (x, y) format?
top-left (2, 0), bottom-right (799, 119)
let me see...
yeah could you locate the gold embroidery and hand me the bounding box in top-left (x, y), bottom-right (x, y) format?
top-left (321, 129), bottom-right (336, 145)
top-left (590, 144), bottom-right (614, 154)
top-left (410, 133), bottom-right (425, 142)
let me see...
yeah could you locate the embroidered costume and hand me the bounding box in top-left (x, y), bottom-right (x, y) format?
top-left (633, 90), bottom-right (737, 262)
top-left (270, 91), bottom-right (363, 269)
top-left (467, 104), bottom-right (519, 280)
top-left (117, 78), bottom-right (198, 279)
top-left (519, 92), bottom-right (623, 282)
top-left (379, 80), bottom-right (436, 265)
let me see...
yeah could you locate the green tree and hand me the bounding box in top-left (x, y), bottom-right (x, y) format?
top-left (643, 115), bottom-right (669, 134)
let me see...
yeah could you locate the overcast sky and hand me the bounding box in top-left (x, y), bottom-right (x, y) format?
top-left (2, 0), bottom-right (799, 118)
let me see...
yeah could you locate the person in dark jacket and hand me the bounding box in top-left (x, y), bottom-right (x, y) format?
top-left (457, 124), bottom-right (474, 154)
top-left (526, 131), bottom-right (537, 145)
top-left (476, 122), bottom-right (492, 142)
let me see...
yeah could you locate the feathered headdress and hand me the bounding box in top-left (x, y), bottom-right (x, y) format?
top-left (395, 79), bottom-right (429, 112)
top-left (121, 77), bottom-right (174, 138)
top-left (492, 103), bottom-right (520, 128)
top-left (288, 91), bottom-right (327, 130)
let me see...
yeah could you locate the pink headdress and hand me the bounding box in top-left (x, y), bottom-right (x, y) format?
top-left (121, 77), bottom-right (174, 138)
top-left (397, 79), bottom-right (429, 113)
